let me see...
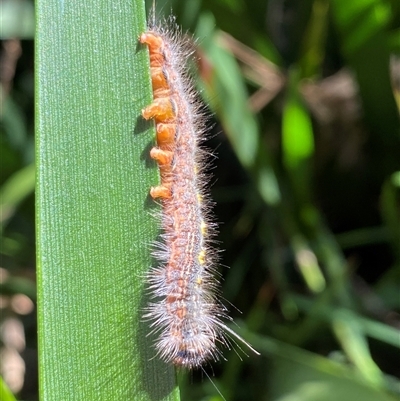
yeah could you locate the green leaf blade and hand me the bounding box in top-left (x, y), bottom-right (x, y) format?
top-left (35, 1), bottom-right (179, 399)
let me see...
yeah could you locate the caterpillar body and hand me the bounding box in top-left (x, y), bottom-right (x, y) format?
top-left (140, 18), bottom-right (258, 369)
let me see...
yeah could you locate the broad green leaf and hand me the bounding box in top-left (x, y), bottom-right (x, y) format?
top-left (36, 0), bottom-right (179, 400)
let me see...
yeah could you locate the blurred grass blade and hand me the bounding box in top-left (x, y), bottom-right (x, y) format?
top-left (197, 13), bottom-right (280, 206)
top-left (0, 377), bottom-right (17, 401)
top-left (198, 14), bottom-right (259, 170)
top-left (291, 235), bottom-right (326, 293)
top-left (293, 295), bottom-right (400, 349)
top-left (248, 332), bottom-right (396, 401)
top-left (282, 68), bottom-right (314, 171)
top-left (331, 0), bottom-right (399, 139)
top-left (299, 0), bottom-right (330, 78)
top-left (35, 0), bottom-right (179, 400)
top-left (380, 172), bottom-right (400, 259)
top-left (0, 0), bottom-right (35, 39)
top-left (330, 0), bottom-right (391, 54)
top-left (0, 163), bottom-right (35, 227)
top-left (333, 310), bottom-right (383, 387)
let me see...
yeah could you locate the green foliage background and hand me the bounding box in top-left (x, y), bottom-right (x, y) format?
top-left (1, 0), bottom-right (399, 400)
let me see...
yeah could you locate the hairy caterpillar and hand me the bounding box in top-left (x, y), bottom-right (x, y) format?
top-left (140, 16), bottom-right (258, 369)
